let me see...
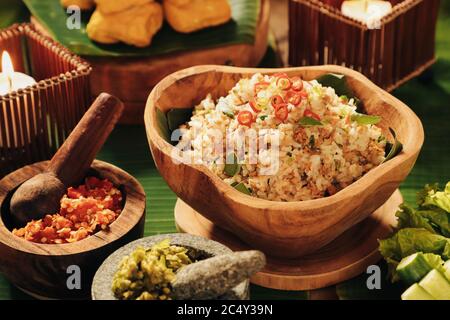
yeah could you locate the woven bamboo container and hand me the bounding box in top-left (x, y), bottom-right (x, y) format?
top-left (0, 24), bottom-right (92, 177)
top-left (289, 0), bottom-right (440, 91)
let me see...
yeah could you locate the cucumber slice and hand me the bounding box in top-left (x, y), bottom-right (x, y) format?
top-left (444, 260), bottom-right (450, 281)
top-left (445, 260), bottom-right (450, 270)
top-left (419, 269), bottom-right (450, 300)
top-left (397, 253), bottom-right (433, 285)
top-left (401, 284), bottom-right (435, 300)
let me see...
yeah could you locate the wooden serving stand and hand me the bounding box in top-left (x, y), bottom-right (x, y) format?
top-left (32, 0), bottom-right (270, 124)
top-left (175, 190), bottom-right (402, 291)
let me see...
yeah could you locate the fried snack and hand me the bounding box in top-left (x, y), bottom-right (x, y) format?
top-left (60, 0), bottom-right (95, 10)
top-left (95, 0), bottom-right (152, 14)
top-left (163, 0), bottom-right (232, 33)
top-left (86, 2), bottom-right (163, 47)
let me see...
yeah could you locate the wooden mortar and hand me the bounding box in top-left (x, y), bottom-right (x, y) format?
top-left (0, 160), bottom-right (146, 299)
top-left (10, 93), bottom-right (124, 226)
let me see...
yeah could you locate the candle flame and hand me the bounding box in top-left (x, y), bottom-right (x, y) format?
top-left (1, 51), bottom-right (15, 78)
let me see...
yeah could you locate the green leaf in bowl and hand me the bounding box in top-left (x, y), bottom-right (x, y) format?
top-left (316, 74), bottom-right (353, 99)
top-left (167, 108), bottom-right (194, 132)
top-left (351, 113), bottom-right (381, 125)
top-left (232, 182), bottom-right (251, 195)
top-left (316, 73), bottom-right (361, 108)
top-left (155, 108), bottom-right (193, 144)
top-left (224, 153), bottom-right (241, 177)
top-left (24, 0), bottom-right (261, 57)
top-left (155, 108), bottom-right (170, 143)
top-left (383, 128), bottom-right (403, 163)
top-left (299, 117), bottom-right (322, 126)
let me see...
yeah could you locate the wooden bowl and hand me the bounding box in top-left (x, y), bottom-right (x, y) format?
top-left (0, 160), bottom-right (146, 299)
top-left (32, 0), bottom-right (270, 124)
top-left (144, 65), bottom-right (424, 258)
top-left (92, 233), bottom-right (249, 300)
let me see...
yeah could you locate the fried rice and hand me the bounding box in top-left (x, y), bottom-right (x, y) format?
top-left (175, 73), bottom-right (386, 202)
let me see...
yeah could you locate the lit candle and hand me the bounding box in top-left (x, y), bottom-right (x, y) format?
top-left (341, 0), bottom-right (392, 28)
top-left (0, 51), bottom-right (37, 149)
top-left (0, 51), bottom-right (36, 96)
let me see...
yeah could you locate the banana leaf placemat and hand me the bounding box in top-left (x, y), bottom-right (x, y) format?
top-left (0, 0), bottom-right (28, 28)
top-left (0, 2), bottom-right (449, 301)
top-left (24, 0), bottom-right (260, 57)
top-left (1, 61), bottom-right (448, 300)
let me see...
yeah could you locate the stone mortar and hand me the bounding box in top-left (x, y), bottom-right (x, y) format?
top-left (91, 233), bottom-right (250, 300)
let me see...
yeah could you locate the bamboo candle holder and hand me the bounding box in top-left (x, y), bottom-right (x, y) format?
top-left (288, 0), bottom-right (440, 91)
top-left (0, 24), bottom-right (92, 177)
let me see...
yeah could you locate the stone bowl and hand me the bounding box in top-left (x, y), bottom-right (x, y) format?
top-left (92, 233), bottom-right (250, 300)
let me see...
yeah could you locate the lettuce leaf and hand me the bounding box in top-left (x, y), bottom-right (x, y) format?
top-left (379, 227), bottom-right (450, 282)
top-left (380, 182), bottom-right (450, 283)
top-left (379, 228), bottom-right (450, 263)
top-left (421, 181), bottom-right (450, 213)
top-left (396, 204), bottom-right (436, 233)
top-left (417, 183), bottom-right (440, 207)
top-left (420, 209), bottom-right (450, 237)
top-left (396, 204), bottom-right (450, 237)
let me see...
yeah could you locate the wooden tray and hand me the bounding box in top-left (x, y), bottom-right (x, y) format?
top-left (175, 190), bottom-right (402, 291)
top-left (32, 0), bottom-right (270, 124)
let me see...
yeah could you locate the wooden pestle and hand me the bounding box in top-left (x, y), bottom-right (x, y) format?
top-left (10, 93), bottom-right (124, 226)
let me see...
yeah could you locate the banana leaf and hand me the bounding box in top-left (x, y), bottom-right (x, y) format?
top-left (336, 262), bottom-right (404, 300)
top-left (250, 285), bottom-right (308, 300)
top-left (24, 0), bottom-right (261, 57)
top-left (0, 0), bottom-right (29, 29)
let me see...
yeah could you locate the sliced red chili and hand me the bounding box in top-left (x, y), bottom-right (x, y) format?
top-left (249, 100), bottom-right (263, 113)
top-left (275, 104), bottom-right (289, 122)
top-left (270, 95), bottom-right (285, 109)
top-left (291, 76), bottom-right (303, 91)
top-left (285, 90), bottom-right (301, 106)
top-left (276, 76), bottom-right (292, 90)
top-left (299, 90), bottom-right (308, 99)
top-left (237, 110), bottom-right (254, 127)
top-left (67, 188), bottom-right (82, 199)
top-left (254, 82), bottom-right (270, 95)
top-left (304, 109), bottom-right (321, 121)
